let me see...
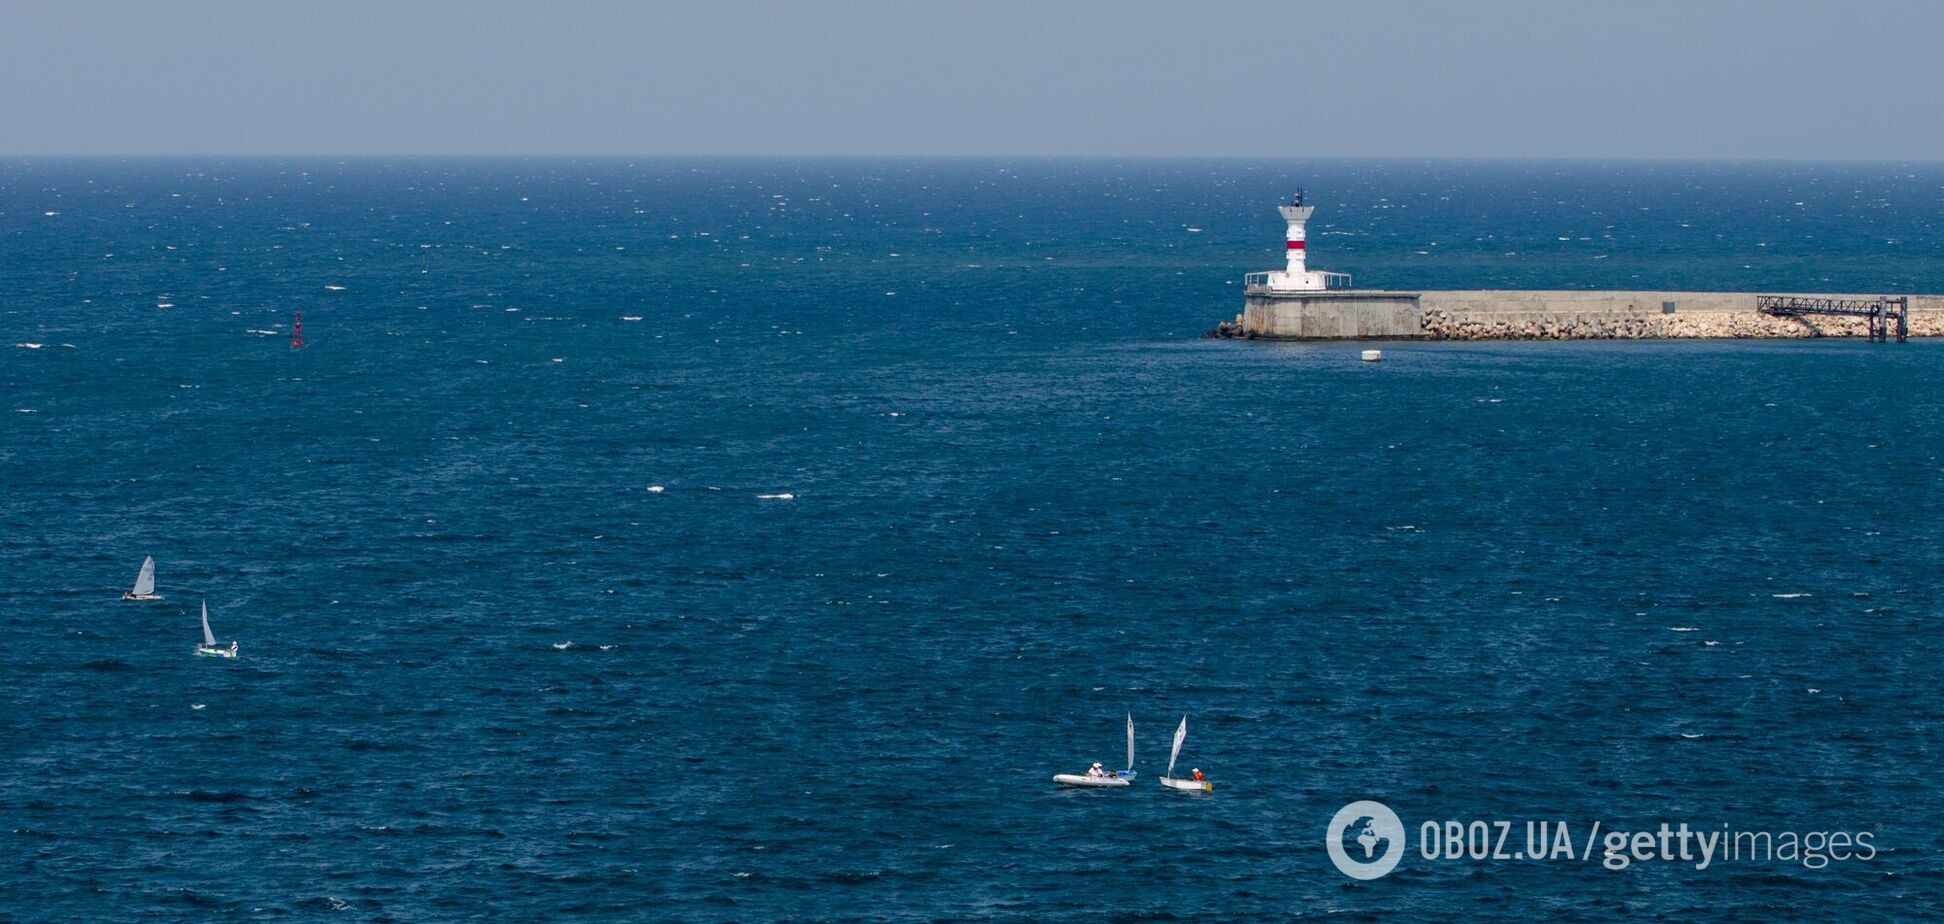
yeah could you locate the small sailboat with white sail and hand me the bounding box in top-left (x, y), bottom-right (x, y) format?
top-left (195, 600), bottom-right (238, 658)
top-left (122, 556), bottom-right (162, 600)
top-left (1159, 715), bottom-right (1212, 791)
top-left (1053, 713), bottom-right (1138, 788)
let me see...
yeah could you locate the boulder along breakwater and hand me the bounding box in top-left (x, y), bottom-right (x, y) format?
top-left (1209, 290), bottom-right (1944, 341)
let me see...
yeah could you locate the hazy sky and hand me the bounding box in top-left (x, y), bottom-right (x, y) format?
top-left (2, 0), bottom-right (1939, 159)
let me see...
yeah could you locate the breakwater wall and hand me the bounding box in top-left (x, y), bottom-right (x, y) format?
top-left (1215, 290), bottom-right (1944, 340)
top-left (1422, 291), bottom-right (1944, 340)
top-left (1235, 290), bottom-right (1423, 339)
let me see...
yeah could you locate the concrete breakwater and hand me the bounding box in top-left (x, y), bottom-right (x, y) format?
top-left (1420, 290), bottom-right (1944, 340)
top-left (1212, 290), bottom-right (1944, 340)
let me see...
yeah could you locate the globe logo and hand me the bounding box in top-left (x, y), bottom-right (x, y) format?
top-left (1326, 800), bottom-right (1406, 880)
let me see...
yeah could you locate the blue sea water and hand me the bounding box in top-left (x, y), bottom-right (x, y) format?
top-left (2, 158), bottom-right (1943, 921)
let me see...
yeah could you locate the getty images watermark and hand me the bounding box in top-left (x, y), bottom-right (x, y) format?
top-left (1326, 801), bottom-right (1878, 880)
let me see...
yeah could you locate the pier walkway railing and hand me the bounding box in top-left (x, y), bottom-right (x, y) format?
top-left (1756, 295), bottom-right (1909, 342)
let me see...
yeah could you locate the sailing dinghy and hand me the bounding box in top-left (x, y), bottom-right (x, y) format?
top-left (1053, 713), bottom-right (1138, 787)
top-left (195, 601), bottom-right (238, 658)
top-left (1158, 715), bottom-right (1211, 791)
top-left (122, 556), bottom-right (162, 600)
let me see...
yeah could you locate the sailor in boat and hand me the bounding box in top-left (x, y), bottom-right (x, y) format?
top-left (1086, 762), bottom-right (1107, 779)
top-left (195, 601), bottom-right (238, 658)
top-left (1192, 768), bottom-right (1204, 782)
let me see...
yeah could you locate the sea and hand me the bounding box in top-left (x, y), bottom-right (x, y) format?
top-left (2, 158), bottom-right (1942, 921)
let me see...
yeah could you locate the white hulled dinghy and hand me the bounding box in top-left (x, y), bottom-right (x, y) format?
top-left (195, 600), bottom-right (238, 658)
top-left (1053, 713), bottom-right (1139, 787)
top-left (1158, 715), bottom-right (1212, 791)
top-left (122, 556), bottom-right (161, 600)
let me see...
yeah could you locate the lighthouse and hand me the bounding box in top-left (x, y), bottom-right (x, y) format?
top-left (1281, 189), bottom-right (1315, 282)
top-left (1226, 188), bottom-right (1418, 340)
top-left (1245, 189), bottom-right (1351, 293)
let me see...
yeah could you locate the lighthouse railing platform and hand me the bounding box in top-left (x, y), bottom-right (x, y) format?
top-left (1244, 271), bottom-right (1356, 294)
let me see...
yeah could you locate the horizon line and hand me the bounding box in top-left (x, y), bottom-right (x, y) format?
top-left (2, 152), bottom-right (1941, 166)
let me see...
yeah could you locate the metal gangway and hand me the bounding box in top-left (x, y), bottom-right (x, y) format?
top-left (1756, 295), bottom-right (1909, 343)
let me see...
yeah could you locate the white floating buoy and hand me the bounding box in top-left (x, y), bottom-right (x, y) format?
top-left (1361, 349), bottom-right (1383, 362)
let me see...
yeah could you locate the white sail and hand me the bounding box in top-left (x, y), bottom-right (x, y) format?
top-left (132, 556), bottom-right (155, 596)
top-left (201, 601), bottom-right (216, 646)
top-left (1126, 713), bottom-right (1135, 771)
top-left (1167, 716), bottom-right (1188, 778)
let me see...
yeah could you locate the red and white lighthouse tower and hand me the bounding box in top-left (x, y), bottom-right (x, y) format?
top-left (1246, 189), bottom-right (1351, 293)
top-left (1280, 190), bottom-right (1315, 281)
